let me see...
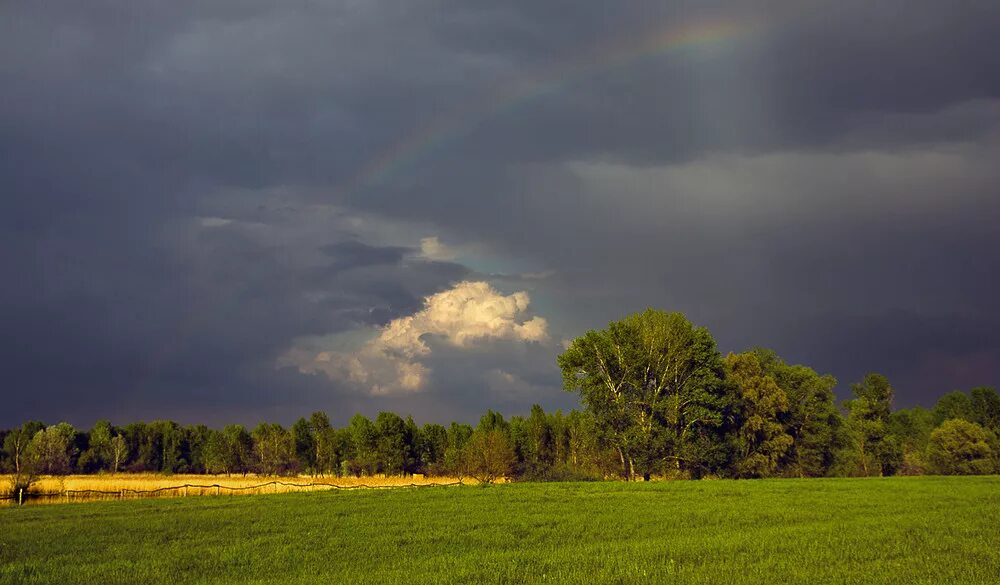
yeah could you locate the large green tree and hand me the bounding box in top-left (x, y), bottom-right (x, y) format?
top-left (251, 423), bottom-right (295, 476)
top-left (842, 374), bottom-right (900, 476)
top-left (725, 352), bottom-right (793, 478)
top-left (926, 419), bottom-right (996, 475)
top-left (559, 309), bottom-right (729, 480)
top-left (755, 353), bottom-right (843, 478)
top-left (3, 421), bottom-right (45, 475)
top-left (30, 423), bottom-right (77, 475)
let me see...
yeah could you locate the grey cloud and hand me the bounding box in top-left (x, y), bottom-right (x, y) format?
top-left (2, 1), bottom-right (999, 426)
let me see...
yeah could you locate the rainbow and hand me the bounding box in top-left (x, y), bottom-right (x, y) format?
top-left (136, 18), bottom-right (764, 393)
top-left (339, 16), bottom-right (764, 196)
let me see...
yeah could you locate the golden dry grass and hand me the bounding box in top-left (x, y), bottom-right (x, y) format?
top-left (2, 473), bottom-right (470, 505)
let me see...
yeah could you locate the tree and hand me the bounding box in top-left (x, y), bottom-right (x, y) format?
top-left (79, 420), bottom-right (114, 473)
top-left (292, 417), bottom-right (316, 474)
top-left (184, 424), bottom-right (214, 474)
top-left (418, 423), bottom-right (449, 474)
top-left (251, 423), bottom-right (296, 476)
top-left (346, 414), bottom-right (378, 476)
top-left (110, 434), bottom-right (128, 474)
top-left (969, 387), bottom-right (1000, 431)
top-left (888, 407), bottom-right (935, 474)
top-left (725, 352), bottom-right (793, 478)
top-left (148, 420), bottom-right (184, 474)
top-left (444, 423), bottom-right (474, 477)
top-left (3, 421), bottom-right (44, 475)
top-left (759, 354), bottom-right (842, 478)
top-left (558, 309), bottom-right (729, 480)
top-left (523, 404), bottom-right (555, 476)
top-left (309, 412), bottom-right (338, 476)
top-left (30, 423), bottom-right (77, 475)
top-left (926, 419), bottom-right (996, 475)
top-left (462, 429), bottom-right (516, 484)
top-left (375, 411), bottom-right (410, 475)
top-left (933, 391), bottom-right (974, 426)
top-left (840, 374), bottom-right (901, 476)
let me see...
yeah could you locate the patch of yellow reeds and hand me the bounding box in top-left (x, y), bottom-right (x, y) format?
top-left (2, 473), bottom-right (470, 506)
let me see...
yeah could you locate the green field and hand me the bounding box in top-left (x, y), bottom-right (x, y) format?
top-left (2, 477), bottom-right (998, 584)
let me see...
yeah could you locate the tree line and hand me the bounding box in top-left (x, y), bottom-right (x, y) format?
top-left (3, 310), bottom-right (998, 484)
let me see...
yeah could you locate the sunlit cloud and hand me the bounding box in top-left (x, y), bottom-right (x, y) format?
top-left (281, 281), bottom-right (549, 395)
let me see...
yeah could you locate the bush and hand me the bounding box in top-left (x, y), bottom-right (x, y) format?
top-left (927, 419), bottom-right (996, 475)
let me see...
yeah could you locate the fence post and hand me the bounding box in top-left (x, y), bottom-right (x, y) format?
top-left (18, 488), bottom-right (23, 506)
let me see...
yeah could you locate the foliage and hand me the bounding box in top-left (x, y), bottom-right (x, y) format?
top-left (461, 429), bottom-right (516, 483)
top-left (926, 419), bottom-right (997, 475)
top-left (558, 309), bottom-right (729, 480)
top-left (725, 351), bottom-right (793, 478)
top-left (840, 374), bottom-right (900, 477)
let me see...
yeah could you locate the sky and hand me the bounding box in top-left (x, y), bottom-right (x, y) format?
top-left (2, 1), bottom-right (999, 428)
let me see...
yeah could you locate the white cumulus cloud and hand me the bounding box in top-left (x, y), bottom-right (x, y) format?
top-left (281, 281), bottom-right (548, 395)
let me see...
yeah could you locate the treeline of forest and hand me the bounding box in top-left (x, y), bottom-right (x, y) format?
top-left (3, 310), bottom-right (999, 483)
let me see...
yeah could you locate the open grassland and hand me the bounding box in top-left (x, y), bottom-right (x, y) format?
top-left (0, 474), bottom-right (467, 505)
top-left (1, 476), bottom-right (998, 584)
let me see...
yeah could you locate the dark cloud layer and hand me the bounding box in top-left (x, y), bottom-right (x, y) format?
top-left (2, 1), bottom-right (998, 427)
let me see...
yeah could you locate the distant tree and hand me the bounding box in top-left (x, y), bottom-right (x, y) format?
top-left (462, 429), bottom-right (516, 484)
top-left (725, 352), bottom-right (793, 478)
top-left (3, 421), bottom-right (45, 475)
top-left (30, 423), bottom-right (77, 475)
top-left (292, 417), bottom-right (316, 474)
top-left (524, 404), bottom-right (555, 476)
top-left (760, 354), bottom-right (843, 478)
top-left (184, 424), bottom-right (213, 474)
top-left (478, 410), bottom-right (509, 434)
top-left (888, 407), bottom-right (935, 474)
top-left (969, 387), bottom-right (1000, 431)
top-left (309, 412), bottom-right (338, 476)
top-left (403, 416), bottom-right (421, 474)
top-left (347, 414), bottom-right (378, 476)
top-left (418, 423), bottom-right (449, 474)
top-left (110, 434), bottom-right (128, 474)
top-left (841, 374), bottom-right (901, 476)
top-left (565, 409), bottom-right (618, 478)
top-left (444, 423), bottom-right (474, 477)
top-left (122, 422), bottom-right (149, 471)
top-left (201, 425), bottom-right (253, 475)
top-left (559, 309), bottom-right (729, 480)
top-left (927, 419), bottom-right (996, 475)
top-left (0, 429), bottom-right (7, 471)
top-left (933, 391), bottom-right (975, 426)
top-left (375, 412), bottom-right (410, 475)
top-left (79, 420), bottom-right (114, 473)
top-left (148, 420), bottom-right (184, 474)
top-left (251, 423), bottom-right (296, 476)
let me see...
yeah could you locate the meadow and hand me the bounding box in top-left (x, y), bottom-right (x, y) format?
top-left (1, 476), bottom-right (998, 584)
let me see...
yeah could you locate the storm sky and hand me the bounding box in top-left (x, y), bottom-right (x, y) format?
top-left (3, 1), bottom-right (999, 427)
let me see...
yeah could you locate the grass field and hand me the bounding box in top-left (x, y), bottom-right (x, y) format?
top-left (1, 476), bottom-right (998, 584)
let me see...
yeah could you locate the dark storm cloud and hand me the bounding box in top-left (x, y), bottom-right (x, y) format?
top-left (2, 1), bottom-right (999, 427)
